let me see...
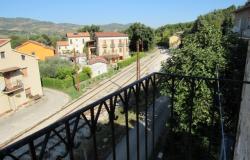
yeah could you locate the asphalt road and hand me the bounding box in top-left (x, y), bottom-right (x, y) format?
top-left (0, 88), bottom-right (70, 147)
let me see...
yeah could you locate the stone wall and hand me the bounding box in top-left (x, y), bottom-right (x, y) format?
top-left (234, 41), bottom-right (250, 160)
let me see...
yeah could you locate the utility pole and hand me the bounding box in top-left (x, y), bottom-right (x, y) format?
top-left (136, 39), bottom-right (141, 80)
top-left (73, 48), bottom-right (80, 91)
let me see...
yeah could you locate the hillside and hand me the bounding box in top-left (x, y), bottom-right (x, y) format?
top-left (0, 17), bottom-right (131, 37)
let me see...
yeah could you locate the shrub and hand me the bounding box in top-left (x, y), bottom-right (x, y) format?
top-left (117, 52), bottom-right (145, 69)
top-left (56, 67), bottom-right (75, 79)
top-left (79, 72), bottom-right (90, 82)
top-left (42, 76), bottom-right (73, 89)
top-left (39, 57), bottom-right (73, 79)
top-left (82, 66), bottom-right (92, 77)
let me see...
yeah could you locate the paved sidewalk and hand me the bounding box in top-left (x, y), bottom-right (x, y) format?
top-left (0, 88), bottom-right (70, 147)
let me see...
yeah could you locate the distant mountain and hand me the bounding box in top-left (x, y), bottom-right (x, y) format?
top-left (100, 23), bottom-right (132, 32)
top-left (0, 17), bottom-right (131, 37)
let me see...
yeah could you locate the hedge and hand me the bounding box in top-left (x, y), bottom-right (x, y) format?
top-left (117, 52), bottom-right (145, 69)
top-left (42, 77), bottom-right (74, 89)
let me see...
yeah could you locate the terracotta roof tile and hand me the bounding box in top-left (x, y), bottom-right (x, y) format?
top-left (88, 57), bottom-right (108, 65)
top-left (95, 32), bottom-right (128, 37)
top-left (15, 40), bottom-right (55, 50)
top-left (67, 32), bottom-right (90, 38)
top-left (0, 39), bottom-right (10, 47)
top-left (57, 41), bottom-right (69, 46)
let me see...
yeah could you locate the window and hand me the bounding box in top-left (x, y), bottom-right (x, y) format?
top-left (112, 48), bottom-right (115, 53)
top-left (103, 49), bottom-right (107, 54)
top-left (21, 55), bottom-right (25, 60)
top-left (70, 39), bottom-right (73, 44)
top-left (111, 40), bottom-right (114, 44)
top-left (0, 52), bottom-right (5, 59)
top-left (119, 48), bottom-right (122, 53)
top-left (82, 39), bottom-right (84, 44)
top-left (31, 52), bottom-right (35, 56)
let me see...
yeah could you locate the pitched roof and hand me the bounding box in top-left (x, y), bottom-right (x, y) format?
top-left (0, 39), bottom-right (10, 47)
top-left (57, 41), bottom-right (69, 46)
top-left (235, 3), bottom-right (250, 13)
top-left (95, 32), bottom-right (128, 38)
top-left (88, 57), bottom-right (108, 65)
top-left (67, 32), bottom-right (90, 38)
top-left (15, 40), bottom-right (54, 50)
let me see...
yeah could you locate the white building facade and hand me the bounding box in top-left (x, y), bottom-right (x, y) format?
top-left (56, 32), bottom-right (90, 56)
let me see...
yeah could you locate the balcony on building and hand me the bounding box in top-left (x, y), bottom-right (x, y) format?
top-left (118, 43), bottom-right (124, 47)
top-left (102, 43), bottom-right (107, 48)
top-left (110, 43), bottom-right (115, 48)
top-left (0, 67), bottom-right (24, 94)
top-left (0, 72), bottom-right (248, 160)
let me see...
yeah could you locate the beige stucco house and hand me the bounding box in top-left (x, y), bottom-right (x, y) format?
top-left (234, 0), bottom-right (250, 38)
top-left (94, 32), bottom-right (130, 63)
top-left (56, 32), bottom-right (91, 56)
top-left (0, 39), bottom-right (43, 115)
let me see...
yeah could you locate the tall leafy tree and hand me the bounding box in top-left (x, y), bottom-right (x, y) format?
top-left (162, 24), bottom-right (225, 131)
top-left (161, 5), bottom-right (247, 134)
top-left (125, 23), bottom-right (155, 52)
top-left (77, 25), bottom-right (102, 38)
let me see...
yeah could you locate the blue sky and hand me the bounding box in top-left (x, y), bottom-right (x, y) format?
top-left (1, 0), bottom-right (246, 27)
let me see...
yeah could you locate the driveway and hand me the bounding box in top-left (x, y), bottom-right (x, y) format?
top-left (0, 88), bottom-right (70, 147)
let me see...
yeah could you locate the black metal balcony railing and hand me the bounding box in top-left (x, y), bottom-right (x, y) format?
top-left (3, 80), bottom-right (24, 94)
top-left (0, 72), bottom-right (249, 160)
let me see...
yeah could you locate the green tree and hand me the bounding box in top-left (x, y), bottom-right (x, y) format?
top-left (10, 35), bottom-right (27, 48)
top-left (155, 22), bottom-right (194, 46)
top-left (125, 23), bottom-right (155, 52)
top-left (82, 66), bottom-right (92, 77)
top-left (56, 67), bottom-right (75, 79)
top-left (39, 57), bottom-right (74, 79)
top-left (161, 24), bottom-right (226, 131)
top-left (77, 25), bottom-right (102, 38)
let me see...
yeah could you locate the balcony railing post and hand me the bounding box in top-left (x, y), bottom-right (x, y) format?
top-left (135, 83), bottom-right (140, 160)
top-left (144, 78), bottom-right (149, 160)
top-left (28, 141), bottom-right (37, 160)
top-left (124, 90), bottom-right (130, 160)
top-left (152, 74), bottom-right (156, 158)
top-left (65, 121), bottom-right (75, 160)
top-left (109, 97), bottom-right (116, 160)
top-left (90, 108), bottom-right (98, 160)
